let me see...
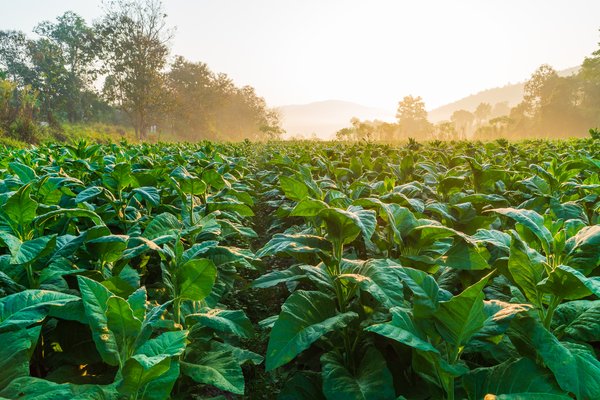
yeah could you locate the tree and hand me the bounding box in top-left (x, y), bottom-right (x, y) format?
top-left (34, 12), bottom-right (99, 123)
top-left (164, 56), bottom-right (283, 141)
top-left (98, 0), bottom-right (174, 139)
top-left (396, 95), bottom-right (431, 138)
top-left (451, 109), bottom-right (474, 139)
top-left (474, 102), bottom-right (491, 126)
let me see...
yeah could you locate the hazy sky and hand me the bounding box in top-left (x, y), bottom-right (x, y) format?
top-left (1, 0), bottom-right (600, 110)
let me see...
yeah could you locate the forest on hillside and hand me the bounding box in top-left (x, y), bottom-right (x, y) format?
top-left (0, 0), bottom-right (283, 143)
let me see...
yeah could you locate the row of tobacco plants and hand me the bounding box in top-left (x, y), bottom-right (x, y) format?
top-left (0, 137), bottom-right (599, 399)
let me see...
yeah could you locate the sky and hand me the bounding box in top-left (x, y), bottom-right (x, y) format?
top-left (1, 0), bottom-right (600, 111)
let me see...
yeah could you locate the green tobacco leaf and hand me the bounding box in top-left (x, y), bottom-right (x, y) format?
top-left (366, 307), bottom-right (438, 353)
top-left (318, 208), bottom-right (361, 244)
top-left (3, 184), bottom-right (38, 227)
top-left (176, 258), bottom-right (217, 301)
top-left (0, 290), bottom-right (78, 332)
top-left (118, 354), bottom-right (172, 398)
top-left (266, 290), bottom-right (358, 371)
top-left (106, 296), bottom-right (142, 341)
top-left (463, 357), bottom-right (567, 400)
top-left (0, 376), bottom-right (119, 400)
top-left (143, 212), bottom-right (183, 240)
top-left (75, 186), bottom-right (104, 203)
top-left (508, 233), bottom-right (546, 305)
top-left (339, 260), bottom-right (404, 308)
top-left (0, 327), bottom-right (41, 388)
top-left (132, 186), bottom-right (161, 207)
top-left (257, 234), bottom-right (332, 258)
top-left (444, 240), bottom-right (490, 270)
top-left (34, 208), bottom-right (105, 227)
top-left (290, 198), bottom-right (329, 217)
top-left (434, 273), bottom-right (492, 346)
top-left (181, 350), bottom-right (245, 395)
top-left (11, 235), bottom-right (56, 265)
top-left (539, 265), bottom-right (600, 300)
top-left (553, 300), bottom-right (600, 342)
top-left (491, 208), bottom-right (553, 253)
top-left (278, 371), bottom-right (325, 400)
top-left (135, 330), bottom-right (188, 357)
top-left (9, 162), bottom-right (37, 183)
top-left (280, 175), bottom-right (309, 201)
top-left (77, 276), bottom-right (120, 366)
top-left (87, 235), bottom-right (129, 264)
top-left (395, 267), bottom-right (440, 318)
top-left (509, 314), bottom-right (600, 399)
top-left (186, 309), bottom-right (254, 338)
top-left (321, 347), bottom-right (395, 400)
top-left (565, 225), bottom-right (600, 274)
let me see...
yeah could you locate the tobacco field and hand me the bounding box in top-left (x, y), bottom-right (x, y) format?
top-left (0, 138), bottom-right (599, 400)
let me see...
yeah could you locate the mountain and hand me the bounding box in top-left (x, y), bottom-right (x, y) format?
top-left (427, 66), bottom-right (580, 122)
top-left (278, 100), bottom-right (394, 139)
top-left (277, 66), bottom-right (580, 138)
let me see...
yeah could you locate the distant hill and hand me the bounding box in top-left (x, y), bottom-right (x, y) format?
top-left (428, 66), bottom-right (580, 122)
top-left (277, 67), bottom-right (580, 138)
top-left (278, 100), bottom-right (394, 139)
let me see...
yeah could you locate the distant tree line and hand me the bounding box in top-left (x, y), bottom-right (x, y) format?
top-left (0, 0), bottom-right (283, 143)
top-left (337, 36), bottom-right (600, 141)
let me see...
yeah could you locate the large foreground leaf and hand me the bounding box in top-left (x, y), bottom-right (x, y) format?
top-left (266, 290), bottom-right (358, 371)
top-left (321, 347), bottom-right (395, 400)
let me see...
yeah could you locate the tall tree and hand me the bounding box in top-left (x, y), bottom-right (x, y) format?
top-left (474, 102), bottom-right (491, 126)
top-left (451, 109), bottom-right (474, 139)
top-left (396, 95), bottom-right (431, 138)
top-left (98, 0), bottom-right (173, 139)
top-left (34, 12), bottom-right (99, 123)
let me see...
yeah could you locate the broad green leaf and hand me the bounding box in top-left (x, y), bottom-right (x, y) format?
top-left (266, 290), bottom-right (358, 371)
top-left (565, 225), bottom-right (600, 274)
top-left (553, 300), bottom-right (600, 342)
top-left (290, 198), bottom-right (329, 217)
top-left (11, 235), bottom-right (56, 265)
top-left (132, 186), bottom-right (160, 207)
top-left (3, 184), bottom-right (38, 227)
top-left (9, 162), bottom-right (37, 183)
top-left (508, 234), bottom-right (546, 305)
top-left (257, 234), bottom-right (332, 259)
top-left (434, 273), bottom-right (492, 346)
top-left (0, 327), bottom-right (41, 388)
top-left (280, 175), bottom-right (309, 201)
top-left (463, 357), bottom-right (567, 400)
top-left (143, 212), bottom-right (183, 240)
top-left (87, 235), bottom-right (129, 264)
top-left (395, 267), bottom-right (439, 318)
top-left (186, 309), bottom-right (254, 338)
top-left (0, 376), bottom-right (119, 400)
top-left (321, 347), bottom-right (395, 400)
top-left (490, 208), bottom-right (553, 254)
top-left (278, 371), bottom-right (325, 400)
top-left (366, 307), bottom-right (438, 353)
top-left (77, 276), bottom-right (120, 366)
top-left (106, 296), bottom-right (142, 341)
top-left (34, 208), bottom-right (105, 227)
top-left (339, 259), bottom-right (404, 308)
top-left (176, 258), bottom-right (217, 301)
top-left (539, 265), bottom-right (600, 300)
top-left (0, 290), bottom-right (78, 332)
top-left (181, 350), bottom-right (245, 395)
top-left (75, 186), bottom-right (104, 203)
top-left (509, 314), bottom-right (600, 399)
top-left (135, 330), bottom-right (188, 357)
top-left (118, 354), bottom-right (172, 398)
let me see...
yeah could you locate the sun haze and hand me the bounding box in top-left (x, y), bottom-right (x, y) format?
top-left (1, 0), bottom-right (599, 110)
